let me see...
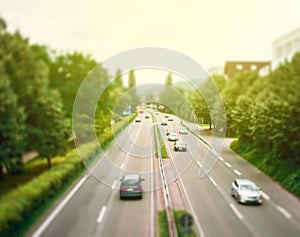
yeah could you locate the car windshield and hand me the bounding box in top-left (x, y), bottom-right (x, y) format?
top-left (121, 180), bottom-right (140, 188)
top-left (240, 184), bottom-right (258, 191)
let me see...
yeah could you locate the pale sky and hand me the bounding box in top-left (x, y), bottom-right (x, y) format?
top-left (1, 0), bottom-right (300, 83)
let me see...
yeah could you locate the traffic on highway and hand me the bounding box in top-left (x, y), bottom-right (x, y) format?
top-left (28, 110), bottom-right (300, 237)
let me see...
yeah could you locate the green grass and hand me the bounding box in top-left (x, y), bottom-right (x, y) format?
top-left (157, 210), bottom-right (196, 237)
top-left (231, 139), bottom-right (300, 197)
top-left (158, 210), bottom-right (169, 237)
top-left (154, 125), bottom-right (168, 158)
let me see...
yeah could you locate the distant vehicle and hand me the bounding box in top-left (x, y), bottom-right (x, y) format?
top-left (145, 114), bottom-right (150, 119)
top-left (166, 128), bottom-right (175, 136)
top-left (168, 132), bottom-right (178, 141)
top-left (164, 114), bottom-right (169, 118)
top-left (161, 119), bottom-right (168, 126)
top-left (231, 179), bottom-right (262, 204)
top-left (179, 127), bottom-right (188, 134)
top-left (135, 117), bottom-right (141, 122)
top-left (154, 111), bottom-right (159, 115)
top-left (174, 140), bottom-right (187, 151)
top-left (168, 116), bottom-right (174, 121)
top-left (120, 174), bottom-right (145, 199)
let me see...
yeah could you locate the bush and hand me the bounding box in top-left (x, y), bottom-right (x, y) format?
top-left (0, 116), bottom-right (134, 236)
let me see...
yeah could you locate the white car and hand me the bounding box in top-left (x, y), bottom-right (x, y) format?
top-left (179, 127), bottom-right (188, 134)
top-left (135, 117), bottom-right (141, 122)
top-left (231, 179), bottom-right (262, 204)
top-left (168, 132), bottom-right (178, 141)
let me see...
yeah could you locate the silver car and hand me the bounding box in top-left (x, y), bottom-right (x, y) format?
top-left (168, 132), bottom-right (178, 141)
top-left (231, 179), bottom-right (262, 204)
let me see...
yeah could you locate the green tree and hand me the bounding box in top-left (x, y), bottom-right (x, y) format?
top-left (31, 90), bottom-right (70, 168)
top-left (49, 51), bottom-right (98, 117)
top-left (127, 69), bottom-right (139, 108)
top-left (165, 73), bottom-right (173, 86)
top-left (0, 69), bottom-right (26, 175)
top-left (221, 71), bottom-right (258, 135)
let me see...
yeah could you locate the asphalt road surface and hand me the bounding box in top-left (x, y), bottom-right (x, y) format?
top-left (27, 112), bottom-right (300, 237)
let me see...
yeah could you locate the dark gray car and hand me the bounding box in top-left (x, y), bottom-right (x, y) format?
top-left (120, 174), bottom-right (144, 199)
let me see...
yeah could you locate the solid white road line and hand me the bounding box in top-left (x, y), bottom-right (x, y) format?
top-left (32, 175), bottom-right (88, 237)
top-left (234, 169), bottom-right (241, 176)
top-left (230, 203), bottom-right (243, 220)
top-left (111, 180), bottom-right (117, 190)
top-left (261, 191), bottom-right (270, 200)
top-left (209, 176), bottom-right (217, 186)
top-left (97, 206), bottom-right (107, 223)
top-left (225, 162), bottom-right (232, 168)
top-left (276, 205), bottom-right (292, 219)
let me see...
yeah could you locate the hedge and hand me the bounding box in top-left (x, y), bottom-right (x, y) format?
top-left (0, 114), bottom-right (136, 236)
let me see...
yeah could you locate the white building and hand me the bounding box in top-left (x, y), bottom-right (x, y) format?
top-left (272, 27), bottom-right (300, 70)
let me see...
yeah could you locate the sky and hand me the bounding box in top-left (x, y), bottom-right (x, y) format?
top-left (1, 0), bottom-right (300, 84)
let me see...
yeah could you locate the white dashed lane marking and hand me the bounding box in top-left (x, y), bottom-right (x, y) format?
top-left (276, 205), bottom-right (292, 219)
top-left (234, 169), bottom-right (241, 176)
top-left (225, 162), bottom-right (232, 168)
top-left (97, 206), bottom-right (107, 223)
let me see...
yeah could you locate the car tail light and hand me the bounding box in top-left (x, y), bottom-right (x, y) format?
top-left (120, 188), bottom-right (127, 192)
top-left (134, 187), bottom-right (142, 191)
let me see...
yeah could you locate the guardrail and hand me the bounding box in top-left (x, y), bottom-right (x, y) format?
top-left (154, 123), bottom-right (179, 237)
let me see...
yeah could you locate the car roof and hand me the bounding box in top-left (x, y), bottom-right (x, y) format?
top-left (123, 174), bottom-right (140, 180)
top-left (235, 179), bottom-right (256, 185)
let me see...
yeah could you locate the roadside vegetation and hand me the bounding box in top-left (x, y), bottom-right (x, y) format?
top-left (189, 53), bottom-right (300, 198)
top-left (0, 16), bottom-right (139, 236)
top-left (157, 210), bottom-right (196, 237)
top-left (153, 124), bottom-right (169, 158)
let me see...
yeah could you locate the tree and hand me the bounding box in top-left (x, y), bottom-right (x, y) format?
top-left (114, 68), bottom-right (123, 88)
top-left (127, 69), bottom-right (139, 108)
top-left (31, 90), bottom-right (70, 168)
top-left (0, 69), bottom-right (26, 175)
top-left (221, 71), bottom-right (258, 135)
top-left (165, 73), bottom-right (173, 86)
top-left (49, 51), bottom-right (98, 117)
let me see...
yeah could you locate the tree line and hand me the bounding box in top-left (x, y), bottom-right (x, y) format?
top-left (0, 17), bottom-right (139, 175)
top-left (190, 53), bottom-right (300, 166)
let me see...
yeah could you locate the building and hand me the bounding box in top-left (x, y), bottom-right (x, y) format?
top-left (224, 61), bottom-right (271, 78)
top-left (272, 27), bottom-right (300, 70)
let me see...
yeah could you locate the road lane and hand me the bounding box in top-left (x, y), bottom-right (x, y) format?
top-left (97, 115), bottom-right (155, 237)
top-left (163, 117), bottom-right (300, 236)
top-left (28, 116), bottom-right (155, 237)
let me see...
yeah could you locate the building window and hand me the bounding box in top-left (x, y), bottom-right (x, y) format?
top-left (250, 64), bottom-right (257, 71)
top-left (236, 64), bottom-right (243, 70)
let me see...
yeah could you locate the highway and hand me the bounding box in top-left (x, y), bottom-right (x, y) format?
top-left (27, 112), bottom-right (300, 237)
